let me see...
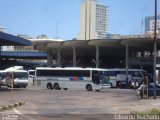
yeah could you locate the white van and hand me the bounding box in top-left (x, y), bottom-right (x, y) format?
top-left (4, 66), bottom-right (28, 88)
top-left (107, 68), bottom-right (149, 87)
top-left (5, 70), bottom-right (28, 88)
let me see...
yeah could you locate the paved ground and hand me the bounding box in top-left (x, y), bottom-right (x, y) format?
top-left (0, 85), bottom-right (160, 120)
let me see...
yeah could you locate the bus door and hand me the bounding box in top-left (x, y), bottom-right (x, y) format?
top-left (92, 71), bottom-right (100, 85)
top-left (6, 72), bottom-right (13, 87)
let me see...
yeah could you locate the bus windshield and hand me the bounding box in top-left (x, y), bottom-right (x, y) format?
top-left (99, 71), bottom-right (110, 84)
top-left (0, 72), bottom-right (6, 80)
top-left (14, 72), bottom-right (28, 79)
top-left (92, 71), bottom-right (110, 85)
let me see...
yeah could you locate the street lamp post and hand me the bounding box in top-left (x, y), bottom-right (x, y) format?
top-left (153, 0), bottom-right (157, 99)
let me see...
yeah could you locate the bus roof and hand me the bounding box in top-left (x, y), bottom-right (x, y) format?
top-left (36, 67), bottom-right (108, 71)
top-left (28, 70), bottom-right (35, 72)
top-left (5, 69), bottom-right (27, 72)
top-left (5, 66), bottom-right (24, 71)
top-left (107, 68), bottom-right (147, 72)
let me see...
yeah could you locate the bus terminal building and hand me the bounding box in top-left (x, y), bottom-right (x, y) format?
top-left (33, 36), bottom-right (160, 73)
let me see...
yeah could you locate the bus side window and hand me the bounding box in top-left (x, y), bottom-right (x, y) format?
top-left (108, 71), bottom-right (116, 76)
top-left (119, 71), bottom-right (126, 74)
top-left (132, 71), bottom-right (142, 78)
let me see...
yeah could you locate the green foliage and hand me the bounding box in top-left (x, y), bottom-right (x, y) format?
top-left (131, 108), bottom-right (160, 115)
top-left (150, 108), bottom-right (160, 115)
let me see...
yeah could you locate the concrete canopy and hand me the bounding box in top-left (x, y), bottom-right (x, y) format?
top-left (47, 41), bottom-right (63, 48)
top-left (121, 37), bottom-right (160, 51)
top-left (88, 39), bottom-right (124, 48)
top-left (62, 40), bottom-right (95, 56)
top-left (32, 37), bottom-right (160, 60)
top-left (32, 37), bottom-right (160, 52)
top-left (32, 38), bottom-right (160, 68)
top-left (0, 32), bottom-right (31, 46)
top-left (32, 40), bottom-right (54, 51)
top-left (62, 40), bottom-right (88, 47)
top-left (88, 39), bottom-right (126, 56)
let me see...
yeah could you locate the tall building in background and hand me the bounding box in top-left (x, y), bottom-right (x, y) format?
top-left (145, 15), bottom-right (160, 34)
top-left (77, 0), bottom-right (109, 40)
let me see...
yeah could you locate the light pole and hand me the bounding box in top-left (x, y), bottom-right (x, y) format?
top-left (153, 0), bottom-right (157, 99)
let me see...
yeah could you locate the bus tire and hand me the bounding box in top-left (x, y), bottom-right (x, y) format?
top-left (63, 88), bottom-right (68, 90)
top-left (47, 83), bottom-right (53, 90)
top-left (86, 84), bottom-right (92, 91)
top-left (54, 83), bottom-right (60, 90)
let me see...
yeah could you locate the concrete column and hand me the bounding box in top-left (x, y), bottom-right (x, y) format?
top-left (73, 45), bottom-right (76, 67)
top-left (47, 49), bottom-right (53, 67)
top-left (57, 48), bottom-right (61, 67)
top-left (96, 45), bottom-right (99, 68)
top-left (125, 44), bottom-right (129, 88)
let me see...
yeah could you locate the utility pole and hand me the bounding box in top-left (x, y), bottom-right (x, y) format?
top-left (153, 0), bottom-right (157, 99)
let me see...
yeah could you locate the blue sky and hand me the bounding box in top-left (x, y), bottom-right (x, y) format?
top-left (0, 0), bottom-right (159, 40)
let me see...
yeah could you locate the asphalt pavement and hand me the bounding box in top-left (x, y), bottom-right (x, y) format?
top-left (0, 86), bottom-right (160, 120)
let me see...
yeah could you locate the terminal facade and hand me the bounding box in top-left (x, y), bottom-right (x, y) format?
top-left (33, 37), bottom-right (160, 74)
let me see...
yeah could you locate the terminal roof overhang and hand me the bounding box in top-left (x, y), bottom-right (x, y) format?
top-left (32, 37), bottom-right (160, 57)
top-left (121, 37), bottom-right (160, 51)
top-left (0, 32), bottom-right (32, 46)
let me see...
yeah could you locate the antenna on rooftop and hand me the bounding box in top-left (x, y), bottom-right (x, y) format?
top-left (55, 22), bottom-right (59, 39)
top-left (56, 22), bottom-right (58, 39)
top-left (141, 18), bottom-right (144, 35)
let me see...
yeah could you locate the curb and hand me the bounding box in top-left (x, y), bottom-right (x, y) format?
top-left (0, 102), bottom-right (25, 112)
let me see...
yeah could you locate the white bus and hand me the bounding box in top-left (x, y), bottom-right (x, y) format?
top-left (4, 66), bottom-right (28, 88)
top-left (107, 68), bottom-right (149, 88)
top-left (35, 67), bottom-right (111, 91)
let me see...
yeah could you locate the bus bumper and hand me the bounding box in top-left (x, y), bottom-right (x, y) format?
top-left (14, 82), bottom-right (28, 88)
top-left (101, 84), bottom-right (111, 90)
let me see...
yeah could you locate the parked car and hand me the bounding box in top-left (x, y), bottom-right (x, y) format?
top-left (138, 83), bottom-right (160, 98)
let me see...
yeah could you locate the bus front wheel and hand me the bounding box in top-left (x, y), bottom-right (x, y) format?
top-left (47, 83), bottom-right (53, 90)
top-left (54, 83), bottom-right (60, 90)
top-left (86, 84), bottom-right (92, 91)
top-left (63, 88), bottom-right (68, 90)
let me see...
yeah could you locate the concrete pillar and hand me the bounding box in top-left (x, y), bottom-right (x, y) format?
top-left (73, 45), bottom-right (76, 67)
top-left (158, 70), bottom-right (160, 84)
top-left (47, 49), bottom-right (53, 67)
top-left (57, 48), bottom-right (61, 67)
top-left (96, 45), bottom-right (99, 68)
top-left (125, 44), bottom-right (129, 88)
